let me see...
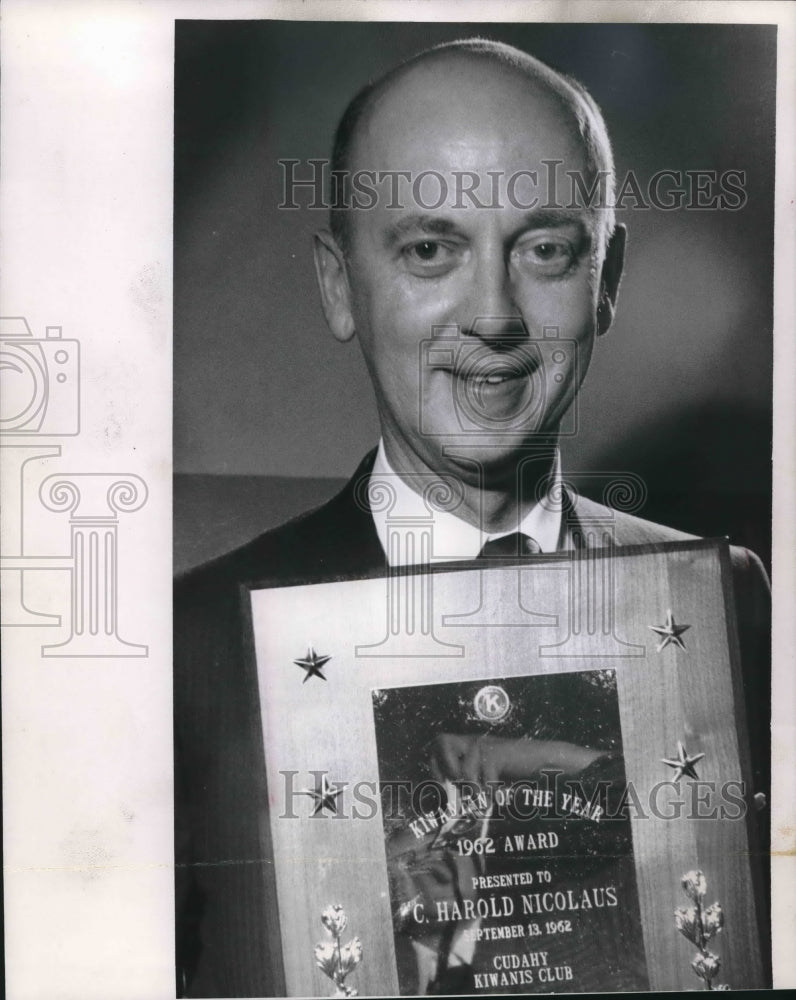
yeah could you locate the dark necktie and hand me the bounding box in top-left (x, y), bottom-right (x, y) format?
top-left (478, 531), bottom-right (541, 559)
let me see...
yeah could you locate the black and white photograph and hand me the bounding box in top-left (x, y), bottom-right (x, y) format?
top-left (1, 3), bottom-right (794, 999)
top-left (174, 17), bottom-right (777, 997)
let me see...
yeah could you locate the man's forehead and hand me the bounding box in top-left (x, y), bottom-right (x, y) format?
top-left (347, 52), bottom-right (589, 174)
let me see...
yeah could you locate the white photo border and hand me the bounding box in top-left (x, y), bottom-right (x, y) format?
top-left (1, 1), bottom-right (793, 997)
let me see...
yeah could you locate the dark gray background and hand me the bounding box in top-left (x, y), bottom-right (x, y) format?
top-left (174, 21), bottom-right (775, 573)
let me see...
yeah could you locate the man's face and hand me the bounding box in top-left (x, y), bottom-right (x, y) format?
top-left (320, 57), bottom-right (622, 486)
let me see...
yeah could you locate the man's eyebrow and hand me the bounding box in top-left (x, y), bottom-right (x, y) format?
top-left (511, 209), bottom-right (594, 252)
top-left (515, 208), bottom-right (591, 231)
top-left (383, 214), bottom-right (462, 245)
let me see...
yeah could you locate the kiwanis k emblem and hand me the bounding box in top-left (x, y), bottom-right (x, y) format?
top-left (473, 684), bottom-right (511, 723)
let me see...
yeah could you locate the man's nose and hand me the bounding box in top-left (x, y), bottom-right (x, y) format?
top-left (460, 255), bottom-right (527, 343)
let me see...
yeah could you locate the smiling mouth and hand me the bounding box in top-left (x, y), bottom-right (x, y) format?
top-left (460, 368), bottom-right (524, 385)
top-left (448, 354), bottom-right (540, 386)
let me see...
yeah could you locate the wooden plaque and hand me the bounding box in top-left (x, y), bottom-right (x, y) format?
top-left (245, 539), bottom-right (766, 995)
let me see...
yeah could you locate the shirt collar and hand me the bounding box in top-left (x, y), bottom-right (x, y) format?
top-left (370, 441), bottom-right (563, 567)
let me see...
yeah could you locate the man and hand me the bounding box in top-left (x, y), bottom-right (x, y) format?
top-left (174, 39), bottom-right (769, 997)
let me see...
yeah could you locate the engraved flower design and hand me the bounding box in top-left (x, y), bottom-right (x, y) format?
top-left (703, 902), bottom-right (725, 939)
top-left (314, 904), bottom-right (363, 997)
top-left (692, 952), bottom-right (721, 983)
top-left (681, 870), bottom-right (707, 903)
top-left (675, 871), bottom-right (726, 990)
top-left (675, 906), bottom-right (700, 946)
top-left (314, 941), bottom-right (338, 978)
top-left (322, 904), bottom-right (348, 936)
top-left (339, 937), bottom-right (363, 976)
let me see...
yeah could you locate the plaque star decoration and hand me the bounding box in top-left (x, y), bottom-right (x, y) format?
top-left (299, 774), bottom-right (346, 816)
top-left (648, 609), bottom-right (691, 652)
top-left (293, 646), bottom-right (331, 683)
top-left (661, 741), bottom-right (706, 781)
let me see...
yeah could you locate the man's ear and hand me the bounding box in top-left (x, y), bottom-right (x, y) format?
top-left (313, 229), bottom-right (356, 343)
top-left (596, 223), bottom-right (627, 337)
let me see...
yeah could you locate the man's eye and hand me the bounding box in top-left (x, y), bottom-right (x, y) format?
top-left (533, 242), bottom-right (567, 260)
top-left (402, 240), bottom-right (459, 276)
top-left (411, 241), bottom-right (441, 261)
top-left (512, 238), bottom-right (575, 276)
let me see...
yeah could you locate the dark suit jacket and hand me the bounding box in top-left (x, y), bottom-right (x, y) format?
top-left (174, 450), bottom-right (770, 997)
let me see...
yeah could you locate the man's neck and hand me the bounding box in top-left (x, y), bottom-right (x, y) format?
top-left (380, 433), bottom-right (560, 535)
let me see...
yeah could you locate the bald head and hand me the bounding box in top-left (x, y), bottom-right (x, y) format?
top-left (329, 39), bottom-right (616, 250)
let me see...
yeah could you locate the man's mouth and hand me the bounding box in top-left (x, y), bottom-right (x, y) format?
top-left (463, 368), bottom-right (524, 385)
top-left (448, 353), bottom-right (540, 385)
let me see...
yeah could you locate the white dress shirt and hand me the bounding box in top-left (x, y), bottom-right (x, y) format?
top-left (369, 440), bottom-right (563, 566)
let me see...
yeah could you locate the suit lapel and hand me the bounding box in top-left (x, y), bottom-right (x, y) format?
top-left (322, 448), bottom-right (388, 575)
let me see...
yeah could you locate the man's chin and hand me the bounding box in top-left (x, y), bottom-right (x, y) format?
top-left (424, 434), bottom-right (559, 487)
